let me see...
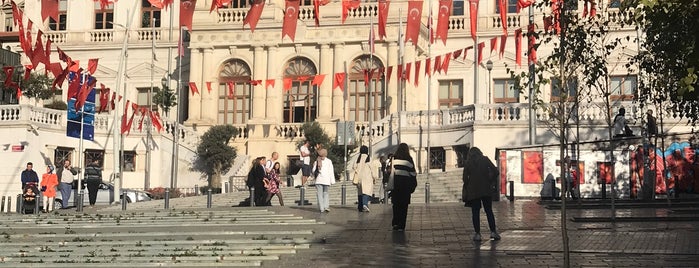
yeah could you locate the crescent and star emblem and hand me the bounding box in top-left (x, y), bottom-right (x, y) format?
top-left (440, 5), bottom-right (449, 16)
top-left (286, 6), bottom-right (296, 17)
top-left (409, 8), bottom-right (420, 19)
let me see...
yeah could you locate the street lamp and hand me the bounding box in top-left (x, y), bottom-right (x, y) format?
top-left (486, 60), bottom-right (493, 104)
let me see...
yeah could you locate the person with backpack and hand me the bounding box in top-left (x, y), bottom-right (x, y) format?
top-left (462, 147), bottom-right (501, 241)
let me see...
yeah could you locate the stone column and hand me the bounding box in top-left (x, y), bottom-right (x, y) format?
top-left (201, 47), bottom-right (217, 124)
top-left (387, 42), bottom-right (399, 114)
top-left (187, 47), bottom-right (203, 123)
top-left (252, 46), bottom-right (267, 120)
top-left (332, 43), bottom-right (345, 120)
top-left (318, 43), bottom-right (332, 120)
top-left (266, 45), bottom-right (280, 122)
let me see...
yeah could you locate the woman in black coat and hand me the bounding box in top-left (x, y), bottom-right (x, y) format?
top-left (462, 147), bottom-right (500, 241)
top-left (390, 143), bottom-right (417, 231)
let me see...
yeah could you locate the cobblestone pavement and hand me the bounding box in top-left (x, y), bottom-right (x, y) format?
top-left (269, 199), bottom-right (699, 268)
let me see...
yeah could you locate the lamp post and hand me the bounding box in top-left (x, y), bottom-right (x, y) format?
top-left (486, 60), bottom-right (493, 104)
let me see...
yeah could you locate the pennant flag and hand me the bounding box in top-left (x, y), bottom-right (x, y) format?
top-left (363, 69), bottom-right (371, 87)
top-left (282, 0), bottom-right (300, 41)
top-left (137, 108), bottom-right (146, 132)
top-left (405, 0), bottom-right (423, 47)
top-left (333, 73), bottom-right (346, 90)
top-left (75, 76), bottom-right (96, 111)
top-left (342, 0), bottom-right (361, 23)
top-left (490, 37), bottom-right (498, 54)
top-left (87, 59), bottom-right (99, 75)
top-left (180, 0), bottom-right (197, 32)
top-left (442, 52), bottom-right (451, 74)
top-left (57, 47), bottom-right (70, 63)
top-left (517, 0), bottom-right (535, 12)
top-left (469, 0), bottom-right (478, 40)
top-left (227, 82), bottom-right (235, 98)
top-left (16, 87), bottom-right (22, 100)
top-left (189, 82), bottom-right (199, 95)
top-left (413, 60), bottom-right (421, 87)
top-left (52, 65), bottom-right (70, 89)
top-left (67, 72), bottom-right (82, 98)
top-left (250, 79), bottom-right (262, 86)
top-left (463, 46), bottom-right (472, 61)
top-left (31, 31), bottom-right (47, 68)
top-left (265, 79), bottom-right (275, 89)
top-left (378, 0), bottom-right (390, 39)
top-left (477, 42), bottom-right (485, 64)
top-left (404, 62), bottom-right (411, 83)
top-left (41, 0), bottom-right (60, 22)
top-left (98, 84), bottom-right (109, 113)
top-left (11, 1), bottom-right (22, 26)
top-left (499, 34), bottom-right (507, 58)
top-left (425, 58), bottom-right (432, 77)
top-left (3, 66), bottom-right (16, 88)
top-left (44, 38), bottom-right (52, 70)
top-left (243, 0), bottom-right (265, 32)
top-left (110, 92), bottom-right (117, 110)
top-left (283, 78), bottom-right (293, 91)
top-left (297, 76), bottom-right (309, 83)
top-left (312, 0), bottom-right (324, 27)
top-left (386, 66), bottom-right (393, 84)
top-left (206, 81), bottom-right (212, 93)
top-left (498, 0), bottom-right (508, 35)
top-left (453, 48), bottom-right (463, 59)
top-left (434, 55), bottom-right (442, 74)
top-left (436, 0), bottom-right (452, 45)
top-left (312, 74), bottom-right (326, 86)
top-left (210, 0), bottom-right (232, 13)
top-left (147, 0), bottom-right (165, 9)
top-left (515, 28), bottom-right (522, 67)
top-left (151, 111), bottom-right (164, 132)
top-left (23, 65), bottom-right (33, 81)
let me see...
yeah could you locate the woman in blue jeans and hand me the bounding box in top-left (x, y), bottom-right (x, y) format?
top-left (462, 147), bottom-right (500, 241)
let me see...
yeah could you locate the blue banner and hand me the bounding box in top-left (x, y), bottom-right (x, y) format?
top-left (66, 74), bottom-right (96, 141)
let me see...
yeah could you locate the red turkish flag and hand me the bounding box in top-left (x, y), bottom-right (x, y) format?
top-left (3, 66), bottom-right (16, 88)
top-left (250, 80), bottom-right (262, 86)
top-left (312, 74), bottom-right (326, 86)
top-left (75, 76), bottom-right (96, 111)
top-left (413, 61), bottom-right (421, 87)
top-left (57, 47), bottom-right (70, 63)
top-left (499, 34), bottom-right (507, 58)
top-left (137, 108), bottom-right (147, 132)
top-left (283, 78), bottom-right (293, 91)
top-left (378, 0), bottom-right (390, 39)
top-left (397, 64), bottom-right (403, 81)
top-left (121, 101), bottom-right (130, 134)
top-left (210, 0), bottom-right (232, 13)
top-left (227, 82), bottom-right (235, 98)
top-left (342, 0), bottom-right (361, 24)
top-left (282, 0), bottom-right (300, 41)
top-left (425, 58), bottom-right (432, 77)
top-left (98, 84), bottom-right (109, 113)
top-left (515, 28), bottom-right (522, 67)
top-left (490, 37), bottom-right (498, 54)
top-left (442, 52), bottom-right (451, 74)
top-left (434, 55), bottom-right (442, 74)
top-left (31, 31), bottom-right (47, 68)
top-left (244, 0), bottom-right (265, 32)
top-left (23, 65), bottom-right (33, 81)
top-left (499, 0), bottom-right (507, 35)
top-left (469, 0), bottom-right (478, 41)
top-left (265, 79), bottom-right (275, 89)
top-left (147, 0), bottom-right (165, 9)
top-left (189, 82), bottom-right (199, 95)
top-left (463, 46), bottom-right (472, 61)
top-left (41, 0), bottom-right (59, 22)
top-left (52, 64), bottom-right (70, 89)
top-left (590, 0), bottom-right (597, 17)
top-left (477, 42), bottom-right (485, 64)
top-left (404, 63), bottom-right (411, 83)
top-left (206, 81), bottom-right (212, 93)
top-left (67, 71), bottom-right (82, 99)
top-left (528, 24), bottom-right (537, 64)
top-left (386, 66), bottom-right (393, 84)
top-left (180, 0), bottom-right (197, 32)
top-left (453, 48), bottom-right (463, 59)
top-left (150, 111), bottom-right (164, 132)
top-left (405, 0), bottom-right (423, 47)
top-left (110, 92), bottom-right (117, 110)
top-left (87, 59), bottom-right (99, 75)
top-left (517, 0), bottom-right (534, 12)
top-left (333, 73), bottom-right (346, 90)
top-left (436, 0), bottom-right (452, 45)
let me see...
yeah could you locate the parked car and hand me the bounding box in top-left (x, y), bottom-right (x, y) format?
top-left (53, 181), bottom-right (152, 209)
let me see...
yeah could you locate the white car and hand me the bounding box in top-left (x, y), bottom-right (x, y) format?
top-left (53, 182), bottom-right (152, 209)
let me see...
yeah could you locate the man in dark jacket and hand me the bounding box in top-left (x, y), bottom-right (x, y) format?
top-left (20, 162), bottom-right (39, 189)
top-left (84, 159), bottom-right (102, 206)
top-left (251, 157), bottom-right (269, 206)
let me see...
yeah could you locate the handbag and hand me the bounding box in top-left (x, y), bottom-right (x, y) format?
top-left (385, 166), bottom-right (395, 191)
top-left (352, 169), bottom-right (360, 185)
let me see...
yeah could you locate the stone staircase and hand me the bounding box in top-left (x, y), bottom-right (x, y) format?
top-left (0, 208), bottom-right (322, 266)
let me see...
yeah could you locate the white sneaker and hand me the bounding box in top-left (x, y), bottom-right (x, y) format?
top-left (362, 205), bottom-right (370, 212)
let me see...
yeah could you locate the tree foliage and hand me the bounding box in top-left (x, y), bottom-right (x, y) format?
top-left (153, 86), bottom-right (177, 116)
top-left (0, 71), bottom-right (54, 100)
top-left (630, 0), bottom-right (699, 124)
top-left (192, 125), bottom-right (238, 188)
top-left (300, 121), bottom-right (355, 180)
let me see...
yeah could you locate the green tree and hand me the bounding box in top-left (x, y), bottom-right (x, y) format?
top-left (0, 72), bottom-right (55, 100)
top-left (300, 121), bottom-right (356, 180)
top-left (153, 86), bottom-right (177, 116)
top-left (192, 125), bottom-right (238, 188)
top-left (630, 0), bottom-right (699, 124)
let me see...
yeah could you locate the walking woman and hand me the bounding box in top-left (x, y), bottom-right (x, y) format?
top-left (462, 147), bottom-right (501, 241)
top-left (391, 143), bottom-right (417, 231)
top-left (312, 149), bottom-right (335, 213)
top-left (354, 146), bottom-right (379, 212)
top-left (265, 162), bottom-right (284, 206)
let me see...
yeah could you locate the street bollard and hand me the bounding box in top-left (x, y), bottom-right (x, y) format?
top-left (195, 184), bottom-right (200, 196)
top-left (164, 188), bottom-right (170, 209)
top-left (384, 184), bottom-right (390, 206)
top-left (509, 181), bottom-right (515, 202)
top-left (224, 182), bottom-right (230, 194)
top-left (425, 182), bottom-right (431, 204)
top-left (249, 187), bottom-right (255, 207)
top-left (299, 186), bottom-right (305, 206)
top-left (341, 184), bottom-right (346, 206)
top-left (1, 196), bottom-right (6, 212)
top-left (34, 195), bottom-right (40, 214)
top-left (601, 182), bottom-right (607, 199)
top-left (17, 194), bottom-right (22, 214)
top-left (73, 188), bottom-right (79, 207)
top-left (121, 194), bottom-right (127, 210)
top-left (76, 191), bottom-right (84, 212)
top-left (287, 175), bottom-right (292, 187)
top-left (206, 189), bottom-right (212, 208)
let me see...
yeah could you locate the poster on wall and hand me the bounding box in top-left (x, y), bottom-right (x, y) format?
top-left (597, 161), bottom-right (613, 184)
top-left (522, 151), bottom-right (543, 184)
top-left (500, 150), bottom-right (507, 194)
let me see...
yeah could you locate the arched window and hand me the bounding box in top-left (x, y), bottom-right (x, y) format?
top-left (283, 57), bottom-right (317, 123)
top-left (218, 59), bottom-right (252, 124)
top-left (349, 55), bottom-right (385, 122)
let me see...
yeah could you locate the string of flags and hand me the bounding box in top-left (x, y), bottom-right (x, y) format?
top-left (10, 0), bottom-right (164, 136)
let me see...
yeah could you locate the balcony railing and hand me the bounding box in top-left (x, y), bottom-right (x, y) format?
top-left (42, 28), bottom-right (178, 45)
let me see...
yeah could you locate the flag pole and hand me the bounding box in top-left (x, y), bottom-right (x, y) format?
top-left (369, 5), bottom-right (374, 158)
top-left (398, 8), bottom-right (403, 144)
top-left (172, 26), bottom-right (183, 189)
top-left (426, 0), bottom-right (433, 203)
top-left (146, 17), bottom-right (156, 189)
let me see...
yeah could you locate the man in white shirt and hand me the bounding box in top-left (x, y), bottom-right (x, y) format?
top-left (56, 160), bottom-right (78, 209)
top-left (300, 140), bottom-right (311, 186)
top-left (265, 152), bottom-right (279, 174)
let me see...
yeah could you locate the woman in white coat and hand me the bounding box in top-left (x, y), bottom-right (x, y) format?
top-left (312, 148), bottom-right (335, 213)
top-left (354, 146), bottom-right (379, 212)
